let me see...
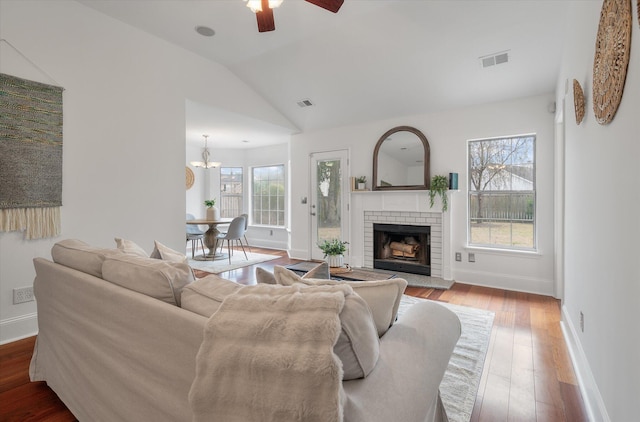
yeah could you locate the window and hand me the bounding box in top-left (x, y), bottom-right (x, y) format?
top-left (252, 164), bottom-right (285, 227)
top-left (468, 135), bottom-right (535, 250)
top-left (220, 167), bottom-right (243, 218)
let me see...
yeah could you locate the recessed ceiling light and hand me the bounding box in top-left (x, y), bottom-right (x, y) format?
top-left (195, 26), bottom-right (215, 37)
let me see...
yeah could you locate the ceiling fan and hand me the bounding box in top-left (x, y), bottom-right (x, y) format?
top-left (246, 0), bottom-right (344, 32)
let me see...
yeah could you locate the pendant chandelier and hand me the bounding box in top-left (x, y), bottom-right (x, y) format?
top-left (190, 135), bottom-right (221, 169)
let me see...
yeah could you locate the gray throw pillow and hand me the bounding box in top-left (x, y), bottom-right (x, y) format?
top-left (273, 265), bottom-right (407, 337)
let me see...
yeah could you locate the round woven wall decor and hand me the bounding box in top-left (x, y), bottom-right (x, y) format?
top-left (573, 79), bottom-right (586, 125)
top-left (592, 0), bottom-right (632, 125)
top-left (186, 166), bottom-right (195, 190)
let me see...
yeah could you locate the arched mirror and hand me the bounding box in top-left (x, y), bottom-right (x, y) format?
top-left (373, 126), bottom-right (430, 190)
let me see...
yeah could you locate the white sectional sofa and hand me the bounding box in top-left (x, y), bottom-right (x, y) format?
top-left (29, 239), bottom-right (461, 422)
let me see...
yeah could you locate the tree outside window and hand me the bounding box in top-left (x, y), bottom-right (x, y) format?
top-left (468, 135), bottom-right (536, 249)
top-left (252, 165), bottom-right (285, 227)
top-left (220, 167), bottom-right (243, 218)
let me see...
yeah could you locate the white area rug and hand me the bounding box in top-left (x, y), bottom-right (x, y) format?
top-left (188, 252), bottom-right (278, 274)
top-left (399, 295), bottom-right (494, 422)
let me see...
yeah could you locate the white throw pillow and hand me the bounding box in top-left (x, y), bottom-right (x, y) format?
top-left (150, 240), bottom-right (188, 264)
top-left (114, 237), bottom-right (148, 257)
top-left (273, 265), bottom-right (407, 337)
top-left (256, 262), bottom-right (330, 285)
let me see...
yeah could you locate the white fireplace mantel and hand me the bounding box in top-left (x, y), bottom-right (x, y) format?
top-left (349, 190), bottom-right (452, 280)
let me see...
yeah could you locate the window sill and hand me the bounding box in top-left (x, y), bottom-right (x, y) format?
top-left (463, 245), bottom-right (541, 258)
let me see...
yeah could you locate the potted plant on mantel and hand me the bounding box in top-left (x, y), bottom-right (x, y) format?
top-left (428, 175), bottom-right (449, 212)
top-left (355, 176), bottom-right (367, 190)
top-left (317, 238), bottom-right (349, 268)
top-left (204, 199), bottom-right (220, 221)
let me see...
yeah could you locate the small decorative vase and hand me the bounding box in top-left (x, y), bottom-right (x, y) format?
top-left (358, 182), bottom-right (365, 190)
top-left (206, 206), bottom-right (220, 221)
top-left (326, 254), bottom-right (344, 268)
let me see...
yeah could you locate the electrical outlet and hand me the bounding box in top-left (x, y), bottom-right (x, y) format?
top-left (455, 252), bottom-right (462, 262)
top-left (13, 286), bottom-right (34, 304)
top-left (580, 311), bottom-right (584, 332)
top-left (468, 253), bottom-right (475, 263)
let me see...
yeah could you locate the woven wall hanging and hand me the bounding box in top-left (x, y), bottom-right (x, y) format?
top-left (0, 73), bottom-right (64, 239)
top-left (186, 167), bottom-right (195, 190)
top-left (573, 79), bottom-right (586, 125)
top-left (592, 0), bottom-right (632, 125)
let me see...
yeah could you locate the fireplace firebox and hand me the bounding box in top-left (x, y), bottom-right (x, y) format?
top-left (373, 223), bottom-right (430, 276)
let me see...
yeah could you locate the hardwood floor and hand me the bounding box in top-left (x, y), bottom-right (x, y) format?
top-left (0, 247), bottom-right (587, 421)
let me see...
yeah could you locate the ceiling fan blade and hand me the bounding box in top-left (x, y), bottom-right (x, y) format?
top-left (305, 0), bottom-right (344, 13)
top-left (256, 0), bottom-right (275, 32)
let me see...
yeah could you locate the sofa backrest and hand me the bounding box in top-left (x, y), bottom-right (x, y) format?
top-left (51, 239), bottom-right (194, 306)
top-left (51, 239), bottom-right (122, 278)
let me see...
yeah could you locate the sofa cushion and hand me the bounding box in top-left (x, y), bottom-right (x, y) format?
top-left (114, 237), bottom-right (148, 257)
top-left (274, 265), bottom-right (407, 337)
top-left (102, 254), bottom-right (194, 306)
top-left (182, 275), bottom-right (379, 380)
top-left (180, 275), bottom-right (244, 317)
top-left (51, 239), bottom-right (121, 278)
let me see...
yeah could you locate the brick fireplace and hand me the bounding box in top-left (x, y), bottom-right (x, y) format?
top-left (363, 210), bottom-right (442, 278)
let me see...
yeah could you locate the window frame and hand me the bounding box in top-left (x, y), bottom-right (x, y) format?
top-left (467, 134), bottom-right (537, 251)
top-left (251, 164), bottom-right (286, 228)
top-left (219, 167), bottom-right (243, 219)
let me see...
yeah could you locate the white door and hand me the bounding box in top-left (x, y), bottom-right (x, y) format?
top-left (310, 150), bottom-right (350, 261)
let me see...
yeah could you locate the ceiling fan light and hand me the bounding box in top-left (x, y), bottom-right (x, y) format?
top-left (245, 0), bottom-right (283, 13)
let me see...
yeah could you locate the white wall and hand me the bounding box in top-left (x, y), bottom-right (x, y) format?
top-left (0, 0), bottom-right (293, 343)
top-left (556, 3), bottom-right (640, 421)
top-left (290, 93), bottom-right (556, 296)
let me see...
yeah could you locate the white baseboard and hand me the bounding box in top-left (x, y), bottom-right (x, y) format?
top-left (0, 312), bottom-right (38, 345)
top-left (560, 305), bottom-right (610, 422)
top-left (453, 269), bottom-right (555, 296)
top-left (249, 239), bottom-right (287, 250)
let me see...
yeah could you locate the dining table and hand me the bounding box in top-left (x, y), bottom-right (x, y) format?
top-left (186, 218), bottom-right (233, 260)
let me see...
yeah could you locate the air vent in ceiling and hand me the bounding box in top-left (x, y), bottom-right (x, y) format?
top-left (480, 51), bottom-right (510, 68)
top-left (297, 99), bottom-right (314, 108)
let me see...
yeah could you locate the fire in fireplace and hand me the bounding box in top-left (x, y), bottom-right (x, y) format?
top-left (373, 223), bottom-right (430, 276)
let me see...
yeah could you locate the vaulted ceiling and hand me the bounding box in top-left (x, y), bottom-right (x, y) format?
top-left (77, 0), bottom-right (575, 147)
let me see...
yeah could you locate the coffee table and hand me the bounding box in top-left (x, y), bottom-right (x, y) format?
top-left (286, 261), bottom-right (396, 282)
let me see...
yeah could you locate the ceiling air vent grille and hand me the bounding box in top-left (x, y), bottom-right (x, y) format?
top-left (297, 99), bottom-right (314, 108)
top-left (480, 51), bottom-right (510, 68)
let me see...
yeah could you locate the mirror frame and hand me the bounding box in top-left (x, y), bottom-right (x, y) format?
top-left (372, 126), bottom-right (430, 191)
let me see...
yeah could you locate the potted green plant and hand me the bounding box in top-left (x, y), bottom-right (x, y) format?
top-left (355, 176), bottom-right (367, 190)
top-left (317, 238), bottom-right (349, 268)
top-left (428, 175), bottom-right (449, 212)
top-left (204, 199), bottom-right (220, 221)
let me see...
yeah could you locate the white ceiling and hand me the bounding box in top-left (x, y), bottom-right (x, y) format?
top-left (76, 0), bottom-right (575, 148)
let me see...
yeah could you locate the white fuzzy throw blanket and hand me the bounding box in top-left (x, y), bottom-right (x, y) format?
top-left (189, 283), bottom-right (351, 422)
